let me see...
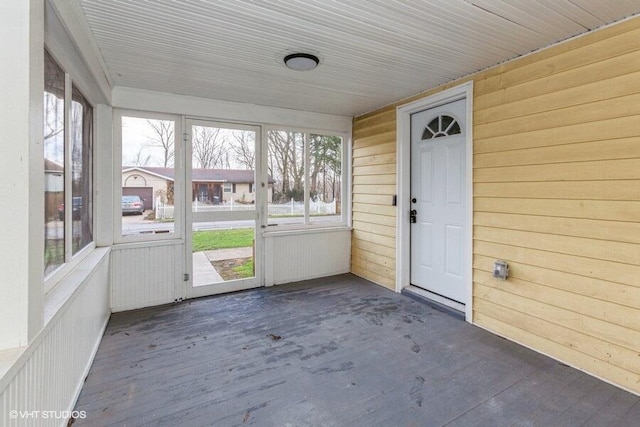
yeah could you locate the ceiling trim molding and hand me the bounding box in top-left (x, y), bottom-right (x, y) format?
top-left (49, 0), bottom-right (113, 103)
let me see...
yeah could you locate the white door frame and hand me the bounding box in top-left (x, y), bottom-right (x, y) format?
top-left (396, 82), bottom-right (474, 323)
top-left (183, 118), bottom-right (264, 299)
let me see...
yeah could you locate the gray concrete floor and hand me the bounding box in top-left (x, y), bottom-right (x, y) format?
top-left (74, 274), bottom-right (640, 426)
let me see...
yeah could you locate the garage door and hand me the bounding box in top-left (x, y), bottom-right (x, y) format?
top-left (123, 187), bottom-right (153, 210)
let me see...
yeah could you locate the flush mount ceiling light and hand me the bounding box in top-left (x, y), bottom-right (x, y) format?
top-left (284, 53), bottom-right (319, 71)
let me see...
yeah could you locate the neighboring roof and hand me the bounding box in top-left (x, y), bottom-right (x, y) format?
top-left (44, 159), bottom-right (64, 172)
top-left (123, 166), bottom-right (275, 184)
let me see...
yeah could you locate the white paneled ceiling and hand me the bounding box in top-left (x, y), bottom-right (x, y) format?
top-left (75, 0), bottom-right (640, 117)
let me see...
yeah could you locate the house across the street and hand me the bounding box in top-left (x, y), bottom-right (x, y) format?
top-left (122, 166), bottom-right (274, 209)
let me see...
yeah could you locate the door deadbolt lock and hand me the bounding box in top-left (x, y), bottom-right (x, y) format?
top-left (410, 209), bottom-right (417, 223)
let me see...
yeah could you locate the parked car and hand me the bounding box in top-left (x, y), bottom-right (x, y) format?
top-left (58, 197), bottom-right (82, 220)
top-left (122, 195), bottom-right (145, 215)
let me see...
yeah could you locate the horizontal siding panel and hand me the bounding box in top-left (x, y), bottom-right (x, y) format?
top-left (353, 108), bottom-right (395, 127)
top-left (475, 48), bottom-right (640, 111)
top-left (351, 253), bottom-right (395, 282)
top-left (474, 240), bottom-right (640, 287)
top-left (353, 211), bottom-right (396, 227)
top-left (474, 137), bottom-right (640, 168)
top-left (475, 69), bottom-right (640, 124)
top-left (353, 193), bottom-right (395, 206)
top-left (475, 283), bottom-right (640, 353)
top-left (474, 212), bottom-right (640, 244)
top-left (352, 247), bottom-right (396, 270)
top-left (352, 184), bottom-right (396, 195)
top-left (352, 120), bottom-right (395, 140)
top-left (474, 298), bottom-right (640, 376)
top-left (351, 131), bottom-right (396, 149)
top-left (353, 202), bottom-right (396, 216)
top-left (351, 229), bottom-right (395, 249)
top-left (353, 163), bottom-right (396, 176)
top-left (352, 238), bottom-right (396, 259)
top-left (475, 269), bottom-right (640, 333)
top-left (475, 93), bottom-right (640, 140)
top-left (474, 225), bottom-right (640, 266)
top-left (353, 174), bottom-right (396, 185)
top-left (478, 299), bottom-right (638, 375)
top-left (353, 141), bottom-right (396, 158)
top-left (474, 312), bottom-right (640, 396)
top-left (473, 254), bottom-right (640, 310)
top-left (352, 220), bottom-right (395, 237)
top-left (351, 265), bottom-right (394, 290)
top-left (475, 158), bottom-right (640, 183)
top-left (352, 152), bottom-right (396, 167)
top-left (474, 197), bottom-right (640, 222)
top-left (474, 115), bottom-right (640, 154)
top-left (474, 181), bottom-right (640, 200)
top-left (475, 26), bottom-right (640, 97)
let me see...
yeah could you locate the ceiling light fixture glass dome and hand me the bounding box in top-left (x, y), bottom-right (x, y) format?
top-left (284, 53), bottom-right (319, 71)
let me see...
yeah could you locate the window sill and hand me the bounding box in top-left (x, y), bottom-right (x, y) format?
top-left (44, 246), bottom-right (110, 325)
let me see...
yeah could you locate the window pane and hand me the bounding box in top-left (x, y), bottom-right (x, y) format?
top-left (310, 134), bottom-right (343, 224)
top-left (121, 117), bottom-right (175, 236)
top-left (71, 85), bottom-right (93, 254)
top-left (44, 50), bottom-right (65, 276)
top-left (267, 131), bottom-right (305, 226)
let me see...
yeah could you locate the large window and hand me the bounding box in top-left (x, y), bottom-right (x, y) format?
top-left (44, 50), bottom-right (65, 276)
top-left (44, 50), bottom-right (94, 281)
top-left (71, 85), bottom-right (93, 254)
top-left (267, 130), bottom-right (344, 227)
top-left (120, 114), bottom-right (177, 237)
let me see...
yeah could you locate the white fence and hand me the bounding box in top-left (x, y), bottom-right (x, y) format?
top-left (154, 198), bottom-right (336, 220)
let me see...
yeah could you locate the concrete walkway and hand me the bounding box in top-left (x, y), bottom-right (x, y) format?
top-left (192, 247), bottom-right (253, 287)
top-left (192, 251), bottom-right (224, 286)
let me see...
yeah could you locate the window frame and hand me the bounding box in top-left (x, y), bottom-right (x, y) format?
top-left (114, 109), bottom-right (184, 244)
top-left (263, 125), bottom-right (349, 231)
top-left (43, 49), bottom-right (96, 294)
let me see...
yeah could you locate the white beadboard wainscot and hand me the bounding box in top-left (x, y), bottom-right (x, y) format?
top-left (0, 248), bottom-right (110, 427)
top-left (111, 241), bottom-right (184, 312)
top-left (264, 228), bottom-right (352, 286)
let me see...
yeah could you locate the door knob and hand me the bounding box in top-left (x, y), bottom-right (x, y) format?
top-left (411, 198), bottom-right (417, 203)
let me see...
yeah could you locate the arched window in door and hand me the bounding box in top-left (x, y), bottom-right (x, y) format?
top-left (421, 115), bottom-right (461, 139)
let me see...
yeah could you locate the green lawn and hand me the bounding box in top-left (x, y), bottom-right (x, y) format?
top-left (192, 228), bottom-right (254, 252)
top-left (233, 258), bottom-right (254, 277)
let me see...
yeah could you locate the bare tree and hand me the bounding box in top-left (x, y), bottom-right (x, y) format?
top-left (147, 120), bottom-right (174, 168)
top-left (230, 131), bottom-right (255, 170)
top-left (128, 146), bottom-right (151, 166)
top-left (192, 126), bottom-right (224, 169)
top-left (267, 131), bottom-right (304, 201)
top-left (44, 92), bottom-right (64, 142)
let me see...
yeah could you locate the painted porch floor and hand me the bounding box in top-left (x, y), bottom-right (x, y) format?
top-left (74, 274), bottom-right (640, 426)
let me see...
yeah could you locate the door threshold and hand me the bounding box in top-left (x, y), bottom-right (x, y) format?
top-left (402, 285), bottom-right (465, 321)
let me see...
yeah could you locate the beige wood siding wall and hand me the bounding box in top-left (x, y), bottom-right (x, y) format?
top-left (351, 110), bottom-right (398, 289)
top-left (351, 16), bottom-right (640, 394)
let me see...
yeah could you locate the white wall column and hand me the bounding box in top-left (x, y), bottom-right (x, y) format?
top-left (95, 104), bottom-right (114, 247)
top-left (0, 0), bottom-right (44, 349)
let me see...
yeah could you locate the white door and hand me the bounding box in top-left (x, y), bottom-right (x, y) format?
top-left (184, 119), bottom-right (263, 299)
top-left (410, 99), bottom-right (467, 304)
